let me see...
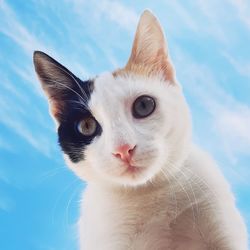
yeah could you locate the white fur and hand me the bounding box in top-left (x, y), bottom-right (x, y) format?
top-left (65, 72), bottom-right (248, 249)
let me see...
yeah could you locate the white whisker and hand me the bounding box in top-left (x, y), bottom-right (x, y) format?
top-left (41, 77), bottom-right (87, 105)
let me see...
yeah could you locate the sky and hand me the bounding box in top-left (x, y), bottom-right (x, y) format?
top-left (0, 0), bottom-right (250, 249)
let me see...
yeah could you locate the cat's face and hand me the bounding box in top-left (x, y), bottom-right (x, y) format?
top-left (33, 10), bottom-right (191, 187)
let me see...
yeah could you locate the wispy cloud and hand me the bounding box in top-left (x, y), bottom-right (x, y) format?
top-left (174, 47), bottom-right (250, 162)
top-left (0, 107), bottom-right (54, 157)
top-left (10, 64), bottom-right (44, 97)
top-left (215, 107), bottom-right (250, 161)
top-left (163, 1), bottom-right (198, 32)
top-left (0, 0), bottom-right (46, 55)
top-left (228, 0), bottom-right (250, 29)
top-left (0, 77), bottom-right (55, 157)
top-left (69, 0), bottom-right (138, 32)
top-left (223, 52), bottom-right (250, 78)
top-left (193, 0), bottom-right (233, 44)
top-left (97, 0), bottom-right (138, 32)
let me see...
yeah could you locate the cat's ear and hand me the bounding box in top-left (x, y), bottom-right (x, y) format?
top-left (33, 51), bottom-right (81, 121)
top-left (123, 10), bottom-right (175, 83)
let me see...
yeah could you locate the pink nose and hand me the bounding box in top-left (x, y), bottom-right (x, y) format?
top-left (113, 144), bottom-right (136, 162)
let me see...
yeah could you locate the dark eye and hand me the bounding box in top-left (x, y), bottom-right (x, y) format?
top-left (77, 117), bottom-right (97, 136)
top-left (132, 95), bottom-right (156, 119)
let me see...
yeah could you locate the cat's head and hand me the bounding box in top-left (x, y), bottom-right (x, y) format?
top-left (33, 10), bottom-right (191, 187)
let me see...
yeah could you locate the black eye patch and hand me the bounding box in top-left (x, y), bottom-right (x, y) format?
top-left (57, 80), bottom-right (102, 163)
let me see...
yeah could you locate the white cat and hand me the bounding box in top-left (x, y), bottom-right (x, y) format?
top-left (33, 10), bottom-right (247, 250)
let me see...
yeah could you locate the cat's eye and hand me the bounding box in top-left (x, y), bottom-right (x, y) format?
top-left (132, 95), bottom-right (156, 119)
top-left (77, 117), bottom-right (97, 136)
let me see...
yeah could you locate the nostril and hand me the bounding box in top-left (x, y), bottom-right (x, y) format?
top-left (128, 145), bottom-right (136, 156)
top-left (113, 152), bottom-right (122, 159)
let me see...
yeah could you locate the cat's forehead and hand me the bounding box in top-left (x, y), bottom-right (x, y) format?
top-left (94, 72), bottom-right (117, 93)
top-left (91, 71), bottom-right (164, 103)
top-left (91, 72), bottom-right (127, 107)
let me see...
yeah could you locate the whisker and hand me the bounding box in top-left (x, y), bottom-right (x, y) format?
top-left (51, 178), bottom-right (80, 228)
top-left (64, 179), bottom-right (82, 229)
top-left (174, 167), bottom-right (199, 223)
top-left (181, 166), bottom-right (219, 202)
top-left (38, 166), bottom-right (68, 184)
top-left (160, 169), bottom-right (178, 223)
top-left (41, 77), bottom-right (87, 104)
top-left (162, 167), bottom-right (196, 227)
top-left (69, 100), bottom-right (89, 110)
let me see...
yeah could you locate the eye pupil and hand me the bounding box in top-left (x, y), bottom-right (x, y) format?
top-left (77, 117), bottom-right (97, 136)
top-left (85, 122), bottom-right (89, 130)
top-left (132, 95), bottom-right (156, 119)
top-left (141, 101), bottom-right (146, 109)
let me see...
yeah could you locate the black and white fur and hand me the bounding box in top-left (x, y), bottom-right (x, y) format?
top-left (34, 10), bottom-right (247, 250)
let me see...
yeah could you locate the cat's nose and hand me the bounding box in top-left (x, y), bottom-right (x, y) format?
top-left (113, 144), bottom-right (136, 163)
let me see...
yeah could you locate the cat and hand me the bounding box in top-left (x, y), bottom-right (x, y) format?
top-left (33, 10), bottom-right (247, 250)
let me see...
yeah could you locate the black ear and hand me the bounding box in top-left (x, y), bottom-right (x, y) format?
top-left (33, 51), bottom-right (90, 120)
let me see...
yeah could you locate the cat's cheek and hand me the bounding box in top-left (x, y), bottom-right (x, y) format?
top-left (63, 154), bottom-right (96, 182)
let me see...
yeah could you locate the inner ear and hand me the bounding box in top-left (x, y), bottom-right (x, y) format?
top-left (129, 10), bottom-right (167, 66)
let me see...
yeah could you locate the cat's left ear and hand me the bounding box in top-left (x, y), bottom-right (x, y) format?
top-left (118, 10), bottom-right (175, 83)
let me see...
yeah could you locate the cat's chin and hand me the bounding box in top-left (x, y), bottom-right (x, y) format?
top-left (120, 164), bottom-right (146, 180)
top-left (106, 164), bottom-right (159, 187)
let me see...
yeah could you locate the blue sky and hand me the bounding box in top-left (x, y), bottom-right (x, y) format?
top-left (0, 0), bottom-right (250, 249)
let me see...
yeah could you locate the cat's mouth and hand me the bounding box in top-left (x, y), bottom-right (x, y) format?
top-left (121, 163), bottom-right (144, 176)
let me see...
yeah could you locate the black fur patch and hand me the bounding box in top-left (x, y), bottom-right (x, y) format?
top-left (57, 79), bottom-right (102, 163)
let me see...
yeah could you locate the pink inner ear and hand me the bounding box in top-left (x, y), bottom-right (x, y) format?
top-left (156, 49), bottom-right (175, 83)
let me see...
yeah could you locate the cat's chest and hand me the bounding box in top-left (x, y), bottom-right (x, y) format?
top-left (79, 178), bottom-right (213, 250)
top-left (80, 186), bottom-right (176, 250)
top-left (81, 206), bottom-right (172, 250)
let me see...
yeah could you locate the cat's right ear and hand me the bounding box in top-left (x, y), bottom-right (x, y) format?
top-left (33, 51), bottom-right (80, 121)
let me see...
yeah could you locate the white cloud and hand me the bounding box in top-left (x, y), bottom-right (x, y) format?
top-left (10, 64), bottom-right (45, 97)
top-left (69, 0), bottom-right (138, 32)
top-left (212, 106), bottom-right (250, 159)
top-left (164, 1), bottom-right (198, 32)
top-left (0, 72), bottom-right (28, 103)
top-left (97, 0), bottom-right (138, 32)
top-left (174, 46), bottom-right (250, 162)
top-left (191, 0), bottom-right (229, 43)
top-left (222, 52), bottom-right (250, 78)
top-left (214, 104), bottom-right (250, 161)
top-left (0, 92), bottom-right (55, 157)
top-left (228, 0), bottom-right (250, 29)
top-left (0, 1), bottom-right (46, 55)
top-left (0, 114), bottom-right (54, 157)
